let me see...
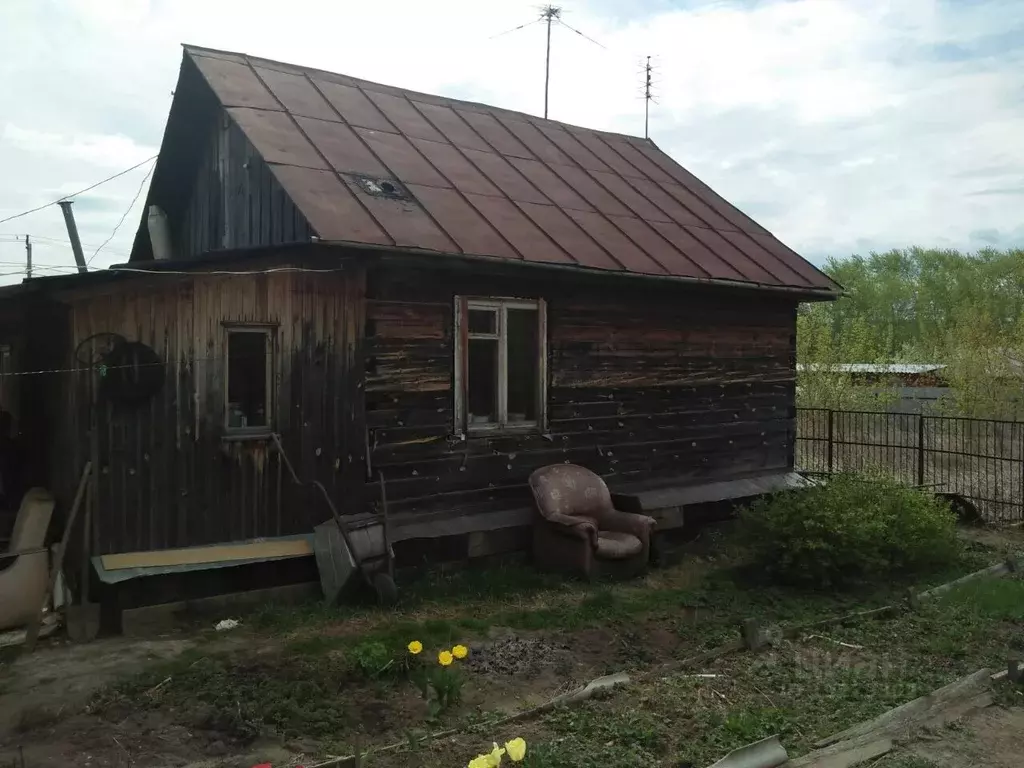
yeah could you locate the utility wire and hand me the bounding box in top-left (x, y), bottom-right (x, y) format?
top-left (87, 164), bottom-right (154, 265)
top-left (0, 155), bottom-right (158, 226)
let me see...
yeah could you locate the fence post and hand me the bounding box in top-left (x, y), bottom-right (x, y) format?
top-left (827, 409), bottom-right (834, 474)
top-left (917, 413), bottom-right (926, 486)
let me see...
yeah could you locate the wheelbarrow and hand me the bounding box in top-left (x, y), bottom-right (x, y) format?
top-left (311, 475), bottom-right (397, 606)
top-left (270, 434), bottom-right (397, 606)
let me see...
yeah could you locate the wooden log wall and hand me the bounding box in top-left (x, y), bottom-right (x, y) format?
top-left (59, 265), bottom-right (364, 555)
top-left (366, 264), bottom-right (797, 517)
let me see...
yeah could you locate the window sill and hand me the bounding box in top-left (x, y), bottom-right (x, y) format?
top-left (465, 424), bottom-right (544, 437)
top-left (221, 430), bottom-right (275, 442)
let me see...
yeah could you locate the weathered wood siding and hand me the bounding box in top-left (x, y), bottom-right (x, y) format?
top-left (61, 265), bottom-right (364, 554)
top-left (176, 117), bottom-right (313, 260)
top-left (366, 264), bottom-right (797, 516)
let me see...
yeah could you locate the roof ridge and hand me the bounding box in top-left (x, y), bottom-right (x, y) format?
top-left (181, 43), bottom-right (657, 146)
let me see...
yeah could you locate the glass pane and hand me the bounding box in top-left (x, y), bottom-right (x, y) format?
top-left (227, 331), bottom-right (268, 428)
top-left (468, 308), bottom-right (497, 335)
top-left (467, 338), bottom-right (498, 426)
top-left (506, 308), bottom-right (539, 423)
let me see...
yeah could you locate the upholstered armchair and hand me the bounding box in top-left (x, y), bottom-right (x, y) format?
top-left (528, 464), bottom-right (656, 579)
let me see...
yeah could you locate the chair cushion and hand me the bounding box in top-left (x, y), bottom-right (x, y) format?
top-left (595, 531), bottom-right (643, 560)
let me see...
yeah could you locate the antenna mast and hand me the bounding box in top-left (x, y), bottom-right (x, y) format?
top-left (491, 5), bottom-right (602, 120)
top-left (644, 56), bottom-right (653, 139)
top-left (541, 5), bottom-right (561, 119)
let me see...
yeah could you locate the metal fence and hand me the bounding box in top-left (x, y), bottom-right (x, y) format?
top-left (796, 408), bottom-right (1024, 522)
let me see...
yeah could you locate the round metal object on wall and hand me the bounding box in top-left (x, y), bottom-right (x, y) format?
top-left (98, 340), bottom-right (165, 406)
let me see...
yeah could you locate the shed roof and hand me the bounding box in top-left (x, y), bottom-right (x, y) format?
top-left (166, 44), bottom-right (838, 295)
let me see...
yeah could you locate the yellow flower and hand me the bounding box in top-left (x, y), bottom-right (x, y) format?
top-left (467, 756), bottom-right (491, 768)
top-left (452, 644), bottom-right (469, 660)
top-left (407, 640), bottom-right (423, 655)
top-left (438, 650), bottom-right (454, 666)
top-left (488, 743), bottom-right (506, 766)
top-left (505, 737), bottom-right (527, 762)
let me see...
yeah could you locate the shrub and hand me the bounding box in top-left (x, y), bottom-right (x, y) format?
top-left (740, 473), bottom-right (959, 587)
top-left (350, 640), bottom-right (394, 678)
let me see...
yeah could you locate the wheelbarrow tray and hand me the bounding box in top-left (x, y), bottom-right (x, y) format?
top-left (313, 516), bottom-right (391, 604)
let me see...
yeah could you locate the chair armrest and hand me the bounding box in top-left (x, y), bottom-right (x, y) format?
top-left (603, 509), bottom-right (656, 541)
top-left (538, 512), bottom-right (598, 546)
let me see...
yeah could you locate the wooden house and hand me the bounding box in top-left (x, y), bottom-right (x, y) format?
top-left (0, 45), bottom-right (838, 608)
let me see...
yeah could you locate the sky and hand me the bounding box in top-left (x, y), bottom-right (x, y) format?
top-left (0, 0), bottom-right (1022, 285)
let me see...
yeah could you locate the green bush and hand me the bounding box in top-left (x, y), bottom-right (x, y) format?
top-left (740, 473), bottom-right (959, 587)
top-left (349, 639), bottom-right (395, 678)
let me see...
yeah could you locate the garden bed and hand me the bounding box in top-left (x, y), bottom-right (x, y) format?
top-left (1, 524), bottom-right (1022, 768)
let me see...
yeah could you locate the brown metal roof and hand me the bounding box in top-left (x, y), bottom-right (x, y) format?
top-left (182, 45), bottom-right (839, 294)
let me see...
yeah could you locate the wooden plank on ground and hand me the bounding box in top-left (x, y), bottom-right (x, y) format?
top-left (101, 538), bottom-right (313, 570)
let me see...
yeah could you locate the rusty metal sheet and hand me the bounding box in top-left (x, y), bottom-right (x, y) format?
top-left (571, 132), bottom-right (646, 179)
top-left (311, 78), bottom-right (394, 132)
top-left (408, 185), bottom-right (518, 260)
top-left (191, 54), bottom-right (280, 110)
top-left (720, 230), bottom-right (808, 287)
top-left (183, 45), bottom-right (839, 293)
top-left (344, 179), bottom-right (458, 253)
top-left (354, 128), bottom-right (451, 188)
top-left (548, 165), bottom-right (633, 217)
top-left (515, 202), bottom-right (622, 271)
top-left (412, 102), bottom-right (492, 152)
top-left (686, 226), bottom-right (779, 284)
top-left (455, 110), bottom-right (532, 159)
top-left (506, 157), bottom-right (594, 212)
top-left (409, 138), bottom-right (501, 197)
top-left (564, 209), bottom-right (668, 275)
top-left (747, 231), bottom-right (835, 286)
top-left (268, 165), bottom-right (390, 245)
top-left (460, 149), bottom-right (550, 205)
top-left (532, 123), bottom-right (612, 173)
top-left (465, 194), bottom-right (573, 265)
top-left (227, 107), bottom-right (327, 170)
top-left (623, 177), bottom-right (708, 229)
top-left (365, 91), bottom-right (446, 143)
top-left (588, 171), bottom-right (672, 223)
top-left (253, 67), bottom-right (340, 122)
top-left (648, 221), bottom-right (746, 281)
top-left (659, 182), bottom-right (739, 232)
top-left (608, 215), bottom-right (709, 279)
top-left (609, 140), bottom-right (682, 186)
top-left (492, 116), bottom-right (573, 166)
top-left (295, 116), bottom-right (390, 177)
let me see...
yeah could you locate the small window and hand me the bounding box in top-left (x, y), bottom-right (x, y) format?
top-left (455, 298), bottom-right (546, 432)
top-left (225, 328), bottom-right (273, 431)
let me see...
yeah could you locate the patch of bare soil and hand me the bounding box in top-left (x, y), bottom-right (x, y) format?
top-left (0, 637), bottom-right (211, 767)
top-left (907, 706), bottom-right (1024, 768)
top-left (959, 526), bottom-right (1024, 557)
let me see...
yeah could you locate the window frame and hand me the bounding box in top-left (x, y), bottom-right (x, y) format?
top-left (453, 296), bottom-right (547, 435)
top-left (223, 325), bottom-right (275, 435)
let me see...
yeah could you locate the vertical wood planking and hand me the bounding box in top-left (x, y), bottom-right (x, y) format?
top-left (62, 264), bottom-right (357, 555)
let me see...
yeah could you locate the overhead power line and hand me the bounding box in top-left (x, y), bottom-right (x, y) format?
top-left (0, 155), bottom-right (158, 226)
top-left (88, 164), bottom-right (154, 265)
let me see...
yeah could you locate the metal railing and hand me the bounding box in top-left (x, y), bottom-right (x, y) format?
top-left (796, 408), bottom-right (1024, 522)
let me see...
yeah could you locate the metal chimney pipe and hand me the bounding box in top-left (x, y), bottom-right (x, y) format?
top-left (57, 200), bottom-right (88, 273)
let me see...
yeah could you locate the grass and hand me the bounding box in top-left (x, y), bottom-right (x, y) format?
top-left (84, 527), bottom-right (1020, 766)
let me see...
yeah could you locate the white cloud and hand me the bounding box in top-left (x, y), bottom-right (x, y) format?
top-left (0, 0), bottom-right (1022, 283)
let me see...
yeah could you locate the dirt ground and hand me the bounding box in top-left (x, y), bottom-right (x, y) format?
top-left (903, 705), bottom-right (1024, 768)
top-left (0, 524), bottom-right (1020, 767)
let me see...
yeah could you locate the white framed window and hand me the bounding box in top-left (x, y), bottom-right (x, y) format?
top-left (454, 297), bottom-right (547, 433)
top-left (224, 326), bottom-right (274, 432)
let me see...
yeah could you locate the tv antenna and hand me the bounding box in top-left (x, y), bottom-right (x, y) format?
top-left (642, 55), bottom-right (657, 139)
top-left (490, 5), bottom-right (605, 119)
